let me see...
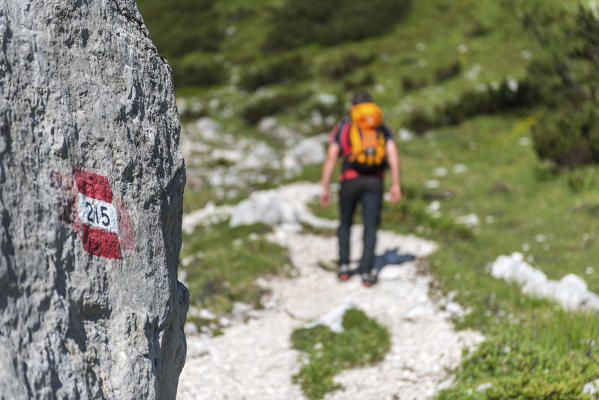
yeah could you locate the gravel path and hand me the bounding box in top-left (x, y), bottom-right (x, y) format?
top-left (177, 184), bottom-right (483, 400)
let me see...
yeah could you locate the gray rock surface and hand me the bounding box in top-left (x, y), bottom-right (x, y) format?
top-left (0, 1), bottom-right (188, 399)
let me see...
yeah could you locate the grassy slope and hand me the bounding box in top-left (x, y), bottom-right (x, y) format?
top-left (138, 0), bottom-right (599, 396)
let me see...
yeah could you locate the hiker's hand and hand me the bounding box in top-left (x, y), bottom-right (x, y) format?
top-left (319, 188), bottom-right (331, 208)
top-left (389, 184), bottom-right (401, 205)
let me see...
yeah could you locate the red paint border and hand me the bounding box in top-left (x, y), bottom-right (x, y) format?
top-left (73, 167), bottom-right (113, 202)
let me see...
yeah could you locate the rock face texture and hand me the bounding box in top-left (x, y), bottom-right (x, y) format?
top-left (0, 1), bottom-right (188, 399)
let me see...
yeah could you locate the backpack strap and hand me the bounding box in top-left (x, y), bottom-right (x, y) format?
top-left (339, 117), bottom-right (353, 156)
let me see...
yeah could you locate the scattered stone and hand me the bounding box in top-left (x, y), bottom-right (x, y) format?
top-left (231, 302), bottom-right (252, 319)
top-left (182, 203), bottom-right (235, 233)
top-left (398, 128), bottom-right (416, 142)
top-left (465, 64), bottom-right (482, 80)
top-left (456, 214), bottom-right (480, 227)
top-left (184, 322), bottom-right (199, 335)
top-left (583, 379), bottom-right (599, 395)
top-left (521, 50), bottom-right (532, 59)
top-left (199, 309), bottom-right (216, 320)
top-left (426, 180), bottom-right (441, 189)
top-left (229, 191), bottom-right (299, 227)
top-left (426, 201), bottom-right (441, 214)
top-left (316, 93), bottom-right (337, 106)
top-left (519, 137), bottom-right (531, 146)
top-left (490, 253), bottom-right (599, 310)
top-left (311, 110), bottom-right (324, 126)
top-left (285, 137), bottom-right (326, 166)
top-left (433, 167), bottom-right (448, 177)
top-left (258, 116), bottom-right (278, 132)
top-left (195, 117), bottom-right (222, 141)
top-left (453, 164), bottom-right (468, 174)
top-left (586, 266), bottom-right (594, 275)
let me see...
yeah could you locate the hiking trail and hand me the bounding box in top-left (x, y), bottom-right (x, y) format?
top-left (177, 182), bottom-right (483, 400)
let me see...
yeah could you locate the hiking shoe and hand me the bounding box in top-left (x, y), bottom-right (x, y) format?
top-left (361, 270), bottom-right (377, 287)
top-left (337, 264), bottom-right (351, 281)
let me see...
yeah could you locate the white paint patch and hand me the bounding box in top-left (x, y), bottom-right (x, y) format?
top-left (77, 193), bottom-right (119, 234)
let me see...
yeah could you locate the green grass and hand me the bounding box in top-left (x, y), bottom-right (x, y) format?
top-left (181, 221), bottom-right (291, 322)
top-left (291, 308), bottom-right (391, 399)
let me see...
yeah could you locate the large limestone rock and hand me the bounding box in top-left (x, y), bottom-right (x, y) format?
top-left (0, 1), bottom-right (188, 399)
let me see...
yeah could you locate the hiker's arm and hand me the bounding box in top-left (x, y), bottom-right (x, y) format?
top-left (386, 140), bottom-right (402, 205)
top-left (320, 143), bottom-right (340, 208)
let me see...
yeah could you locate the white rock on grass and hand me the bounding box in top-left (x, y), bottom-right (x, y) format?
top-left (275, 126), bottom-right (301, 142)
top-left (583, 379), bottom-right (599, 395)
top-left (433, 167), bottom-right (448, 177)
top-left (316, 93), bottom-right (337, 106)
top-left (490, 252), bottom-right (547, 287)
top-left (258, 116), bottom-right (278, 132)
top-left (456, 214), bottom-right (480, 227)
top-left (398, 128), bottom-right (415, 142)
top-left (241, 142), bottom-right (278, 169)
top-left (182, 203), bottom-right (235, 234)
top-left (282, 154), bottom-right (301, 175)
top-left (453, 164), bottom-right (467, 174)
top-left (426, 201), bottom-right (441, 214)
top-left (282, 137), bottom-right (326, 174)
top-left (425, 179), bottom-right (441, 189)
top-left (230, 183), bottom-right (337, 230)
top-left (229, 191), bottom-right (299, 227)
top-left (519, 137), bottom-right (531, 146)
top-left (195, 117), bottom-right (221, 141)
top-left (477, 382), bottom-right (493, 392)
top-left (292, 137), bottom-right (326, 164)
top-left (490, 253), bottom-right (599, 311)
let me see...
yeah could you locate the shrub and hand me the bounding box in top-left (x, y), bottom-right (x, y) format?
top-left (532, 104), bottom-right (599, 168)
top-left (404, 79), bottom-right (539, 133)
top-left (240, 91), bottom-right (311, 124)
top-left (343, 72), bottom-right (375, 91)
top-left (401, 76), bottom-right (428, 91)
top-left (434, 61), bottom-right (462, 82)
top-left (239, 55), bottom-right (309, 91)
top-left (137, 0), bottom-right (222, 57)
top-left (320, 52), bottom-right (376, 79)
top-left (263, 0), bottom-right (411, 52)
top-left (525, 6), bottom-right (599, 168)
top-left (172, 54), bottom-right (227, 88)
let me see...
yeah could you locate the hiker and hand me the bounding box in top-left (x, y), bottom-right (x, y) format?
top-left (319, 90), bottom-right (401, 287)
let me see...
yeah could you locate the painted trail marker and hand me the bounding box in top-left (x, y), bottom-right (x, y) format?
top-left (73, 168), bottom-right (122, 259)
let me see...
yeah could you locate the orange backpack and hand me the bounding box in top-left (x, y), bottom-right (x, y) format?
top-left (346, 102), bottom-right (387, 172)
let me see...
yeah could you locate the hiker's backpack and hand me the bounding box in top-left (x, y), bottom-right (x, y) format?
top-left (344, 102), bottom-right (387, 173)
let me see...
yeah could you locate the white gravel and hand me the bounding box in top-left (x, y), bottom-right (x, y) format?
top-left (177, 183), bottom-right (483, 399)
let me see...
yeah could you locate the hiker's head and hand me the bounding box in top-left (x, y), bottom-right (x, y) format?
top-left (351, 91), bottom-right (373, 106)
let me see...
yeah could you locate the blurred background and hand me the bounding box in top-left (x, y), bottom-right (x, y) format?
top-left (137, 0), bottom-right (599, 397)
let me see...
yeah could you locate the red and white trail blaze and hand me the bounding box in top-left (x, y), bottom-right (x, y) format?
top-left (52, 168), bottom-right (136, 259)
top-left (73, 168), bottom-right (122, 259)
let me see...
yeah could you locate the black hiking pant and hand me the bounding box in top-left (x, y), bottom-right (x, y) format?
top-left (338, 175), bottom-right (383, 274)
